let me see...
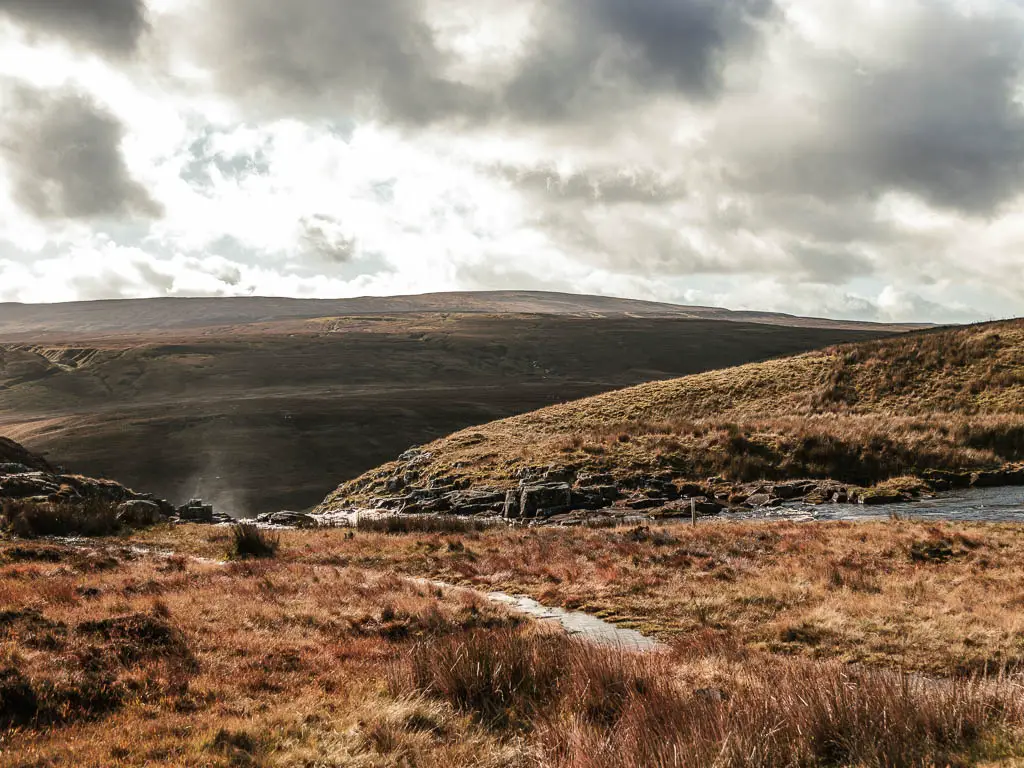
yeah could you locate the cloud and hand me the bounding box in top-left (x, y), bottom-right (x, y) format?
top-left (185, 0), bottom-right (487, 125)
top-left (502, 0), bottom-right (775, 122)
top-left (184, 0), bottom-right (775, 127)
top-left (1, 0), bottom-right (1023, 325)
top-left (0, 242), bottom-right (388, 303)
top-left (493, 162), bottom-right (688, 204)
top-left (0, 0), bottom-right (149, 57)
top-left (300, 214), bottom-right (358, 263)
top-left (0, 85), bottom-right (163, 221)
top-left (731, 2), bottom-right (1024, 216)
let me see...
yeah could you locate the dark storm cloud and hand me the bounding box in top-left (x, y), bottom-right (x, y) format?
top-left (504, 0), bottom-right (775, 121)
top-left (193, 0), bottom-right (487, 124)
top-left (743, 5), bottom-right (1024, 216)
top-left (789, 244), bottom-right (874, 284)
top-left (0, 87), bottom-right (163, 220)
top-left (190, 0), bottom-right (774, 125)
top-left (0, 0), bottom-right (148, 56)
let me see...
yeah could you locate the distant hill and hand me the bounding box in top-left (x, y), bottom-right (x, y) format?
top-left (317, 319), bottom-right (1024, 513)
top-left (0, 291), bottom-right (927, 340)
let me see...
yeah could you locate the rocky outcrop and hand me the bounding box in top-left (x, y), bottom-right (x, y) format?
top-left (507, 483), bottom-right (573, 519)
top-left (0, 437), bottom-right (53, 473)
top-left (0, 437), bottom-right (175, 532)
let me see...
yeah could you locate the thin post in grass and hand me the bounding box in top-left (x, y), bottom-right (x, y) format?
top-left (691, 497), bottom-right (696, 526)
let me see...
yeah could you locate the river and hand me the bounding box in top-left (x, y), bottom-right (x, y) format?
top-left (727, 486), bottom-right (1024, 524)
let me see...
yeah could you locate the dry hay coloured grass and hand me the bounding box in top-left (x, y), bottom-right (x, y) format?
top-left (397, 627), bottom-right (1024, 768)
top-left (7, 520), bottom-right (1024, 765)
top-left (0, 537), bottom-right (527, 767)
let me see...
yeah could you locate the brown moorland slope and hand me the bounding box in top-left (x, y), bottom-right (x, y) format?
top-left (0, 309), bottom-right (894, 515)
top-left (318, 319), bottom-right (1024, 512)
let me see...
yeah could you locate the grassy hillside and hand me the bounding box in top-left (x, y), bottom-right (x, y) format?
top-left (320, 320), bottom-right (1024, 510)
top-left (0, 314), bottom-right (889, 514)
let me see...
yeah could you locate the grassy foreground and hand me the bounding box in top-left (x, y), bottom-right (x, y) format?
top-left (7, 520), bottom-right (1024, 766)
top-left (321, 320), bottom-right (1024, 510)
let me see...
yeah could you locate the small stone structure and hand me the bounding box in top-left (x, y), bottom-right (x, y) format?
top-left (178, 498), bottom-right (214, 522)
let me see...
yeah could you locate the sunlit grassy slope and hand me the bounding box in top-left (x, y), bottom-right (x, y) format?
top-left (322, 319), bottom-right (1024, 508)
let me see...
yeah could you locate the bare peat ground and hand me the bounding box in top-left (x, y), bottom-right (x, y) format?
top-left (0, 312), bottom-right (890, 515)
top-left (5, 519), bottom-right (1024, 767)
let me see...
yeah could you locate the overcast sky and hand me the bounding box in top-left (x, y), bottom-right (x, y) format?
top-left (0, 0), bottom-right (1020, 322)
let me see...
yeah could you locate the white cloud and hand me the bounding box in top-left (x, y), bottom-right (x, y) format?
top-left (0, 0), bottom-right (1021, 324)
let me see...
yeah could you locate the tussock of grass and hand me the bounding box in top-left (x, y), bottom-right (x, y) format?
top-left (229, 523), bottom-right (280, 559)
top-left (399, 628), bottom-right (1024, 767)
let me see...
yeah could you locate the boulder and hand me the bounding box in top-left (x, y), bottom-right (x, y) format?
top-left (446, 489), bottom-right (507, 515)
top-left (695, 501), bottom-right (725, 516)
top-left (576, 472), bottom-right (615, 487)
top-left (398, 449), bottom-right (432, 465)
top-left (543, 465), bottom-right (577, 484)
top-left (571, 485), bottom-right (620, 510)
top-left (0, 475), bottom-right (61, 499)
top-left (831, 489), bottom-right (850, 504)
top-left (265, 511), bottom-right (316, 528)
top-left (519, 483), bottom-right (572, 519)
top-left (771, 482), bottom-right (815, 500)
top-left (503, 489), bottom-right (521, 519)
top-left (627, 497), bottom-right (669, 511)
top-left (921, 469), bottom-right (972, 489)
top-left (744, 493), bottom-right (773, 508)
top-left (676, 482), bottom-right (707, 498)
top-left (859, 492), bottom-right (906, 506)
top-left (116, 500), bottom-right (165, 527)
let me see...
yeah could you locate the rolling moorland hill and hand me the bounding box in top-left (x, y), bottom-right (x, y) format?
top-left (0, 295), bottom-right (902, 515)
top-left (317, 319), bottom-right (1024, 514)
top-left (0, 291), bottom-right (925, 340)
